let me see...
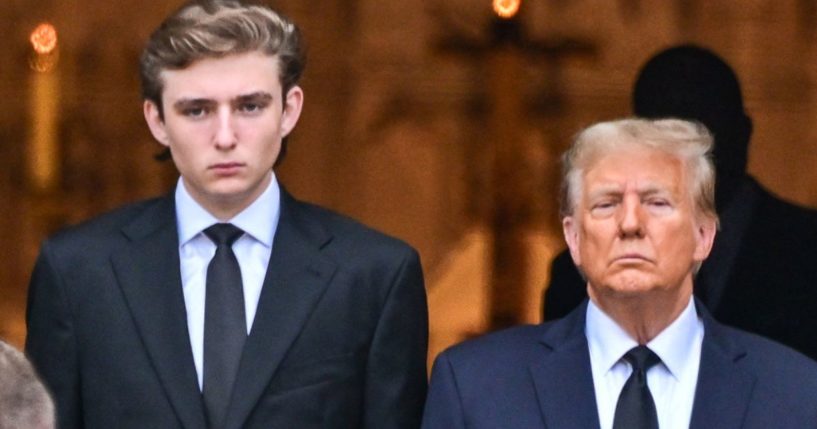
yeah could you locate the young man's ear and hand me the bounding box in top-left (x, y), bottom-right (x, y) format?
top-left (143, 100), bottom-right (170, 147)
top-left (280, 85), bottom-right (304, 138)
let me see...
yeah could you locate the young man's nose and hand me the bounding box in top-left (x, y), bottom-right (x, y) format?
top-left (213, 108), bottom-right (237, 149)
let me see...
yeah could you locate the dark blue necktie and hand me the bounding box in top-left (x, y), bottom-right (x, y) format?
top-left (202, 223), bottom-right (246, 429)
top-left (612, 345), bottom-right (661, 429)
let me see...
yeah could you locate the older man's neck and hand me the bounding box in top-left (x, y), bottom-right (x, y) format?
top-left (589, 287), bottom-right (692, 345)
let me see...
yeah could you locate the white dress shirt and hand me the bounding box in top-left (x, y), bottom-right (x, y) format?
top-left (175, 175), bottom-right (281, 390)
top-left (586, 297), bottom-right (703, 429)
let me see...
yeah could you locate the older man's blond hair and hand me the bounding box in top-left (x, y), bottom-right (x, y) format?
top-left (560, 117), bottom-right (719, 228)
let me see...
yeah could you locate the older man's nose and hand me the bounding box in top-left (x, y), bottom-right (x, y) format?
top-left (618, 197), bottom-right (645, 238)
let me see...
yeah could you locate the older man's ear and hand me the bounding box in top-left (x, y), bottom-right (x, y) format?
top-left (562, 216), bottom-right (582, 268)
top-left (693, 217), bottom-right (717, 263)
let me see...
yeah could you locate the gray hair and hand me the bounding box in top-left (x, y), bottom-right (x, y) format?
top-left (0, 340), bottom-right (55, 429)
top-left (560, 118), bottom-right (719, 226)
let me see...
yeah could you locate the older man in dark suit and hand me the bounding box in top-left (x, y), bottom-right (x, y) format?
top-left (544, 45), bottom-right (817, 361)
top-left (25, 2), bottom-right (427, 428)
top-left (422, 118), bottom-right (817, 428)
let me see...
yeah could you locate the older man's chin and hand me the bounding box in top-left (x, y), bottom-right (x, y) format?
top-left (589, 278), bottom-right (688, 301)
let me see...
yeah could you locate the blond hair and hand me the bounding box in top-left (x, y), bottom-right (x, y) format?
top-left (139, 0), bottom-right (304, 110)
top-left (560, 118), bottom-right (718, 226)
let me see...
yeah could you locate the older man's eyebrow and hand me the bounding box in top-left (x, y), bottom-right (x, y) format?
top-left (636, 183), bottom-right (675, 198)
top-left (587, 184), bottom-right (624, 199)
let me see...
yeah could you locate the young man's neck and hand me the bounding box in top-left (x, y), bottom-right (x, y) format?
top-left (181, 175), bottom-right (272, 222)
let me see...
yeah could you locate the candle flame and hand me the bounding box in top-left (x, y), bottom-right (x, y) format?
top-left (30, 23), bottom-right (58, 55)
top-left (493, 0), bottom-right (521, 19)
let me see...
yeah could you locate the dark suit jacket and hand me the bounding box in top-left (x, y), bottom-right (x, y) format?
top-left (422, 300), bottom-right (817, 428)
top-left (26, 188), bottom-right (428, 429)
top-left (544, 178), bottom-right (817, 360)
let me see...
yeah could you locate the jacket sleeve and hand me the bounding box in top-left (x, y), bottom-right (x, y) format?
top-left (26, 241), bottom-right (83, 429)
top-left (364, 248), bottom-right (428, 428)
top-left (421, 351), bottom-right (466, 429)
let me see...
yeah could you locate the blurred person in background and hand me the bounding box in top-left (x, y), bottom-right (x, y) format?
top-left (0, 339), bottom-right (55, 429)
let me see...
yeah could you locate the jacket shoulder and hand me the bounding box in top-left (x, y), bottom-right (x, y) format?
top-left (714, 323), bottom-right (817, 387)
top-left (290, 198), bottom-right (418, 258)
top-left (439, 324), bottom-right (550, 368)
top-left (44, 197), bottom-right (167, 251)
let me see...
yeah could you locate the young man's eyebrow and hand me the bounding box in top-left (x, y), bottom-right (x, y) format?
top-left (233, 92), bottom-right (273, 104)
top-left (172, 98), bottom-right (216, 109)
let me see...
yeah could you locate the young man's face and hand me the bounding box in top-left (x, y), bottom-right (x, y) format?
top-left (144, 51), bottom-right (303, 219)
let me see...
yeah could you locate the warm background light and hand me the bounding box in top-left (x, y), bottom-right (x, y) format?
top-left (27, 22), bottom-right (61, 192)
top-left (30, 23), bottom-right (58, 54)
top-left (493, 0), bottom-right (521, 19)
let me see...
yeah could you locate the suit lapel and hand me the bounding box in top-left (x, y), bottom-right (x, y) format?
top-left (530, 302), bottom-right (601, 429)
top-left (111, 195), bottom-right (207, 429)
top-left (689, 305), bottom-right (756, 429)
top-left (225, 191), bottom-right (338, 429)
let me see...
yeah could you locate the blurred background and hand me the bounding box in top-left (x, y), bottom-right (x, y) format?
top-left (3, 0), bottom-right (817, 366)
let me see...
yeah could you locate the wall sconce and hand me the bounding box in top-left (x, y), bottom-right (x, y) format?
top-left (29, 23), bottom-right (59, 73)
top-left (493, 0), bottom-right (521, 19)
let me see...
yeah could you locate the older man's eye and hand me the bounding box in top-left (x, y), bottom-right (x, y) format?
top-left (590, 201), bottom-right (617, 217)
top-left (645, 198), bottom-right (673, 213)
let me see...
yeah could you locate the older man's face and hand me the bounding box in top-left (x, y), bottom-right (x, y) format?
top-left (562, 144), bottom-right (715, 302)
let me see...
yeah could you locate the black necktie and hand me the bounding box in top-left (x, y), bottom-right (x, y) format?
top-left (612, 345), bottom-right (661, 429)
top-left (202, 223), bottom-right (246, 429)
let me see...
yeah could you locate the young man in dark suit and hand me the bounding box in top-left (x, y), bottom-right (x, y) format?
top-left (26, 2), bottom-right (428, 428)
top-left (423, 119), bottom-right (817, 428)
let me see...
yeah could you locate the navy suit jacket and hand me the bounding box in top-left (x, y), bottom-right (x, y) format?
top-left (26, 188), bottom-right (428, 429)
top-left (422, 300), bottom-right (817, 429)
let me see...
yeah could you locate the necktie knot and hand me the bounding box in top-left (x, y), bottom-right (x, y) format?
top-left (205, 223), bottom-right (244, 247)
top-left (623, 345), bottom-right (660, 373)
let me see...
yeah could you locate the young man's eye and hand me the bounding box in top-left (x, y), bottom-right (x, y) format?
top-left (183, 107), bottom-right (208, 118)
top-left (238, 103), bottom-right (265, 114)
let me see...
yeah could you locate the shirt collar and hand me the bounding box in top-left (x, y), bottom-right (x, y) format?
top-left (645, 297), bottom-right (702, 380)
top-left (586, 299), bottom-right (639, 377)
top-left (175, 174), bottom-right (281, 247)
top-left (586, 296), bottom-right (702, 379)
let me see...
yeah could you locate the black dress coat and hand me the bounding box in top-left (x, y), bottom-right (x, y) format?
top-left (26, 188), bottom-right (428, 429)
